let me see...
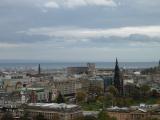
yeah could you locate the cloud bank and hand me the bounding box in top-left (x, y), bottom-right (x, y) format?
top-left (44, 0), bottom-right (117, 9)
top-left (20, 26), bottom-right (160, 39)
top-left (0, 0), bottom-right (160, 61)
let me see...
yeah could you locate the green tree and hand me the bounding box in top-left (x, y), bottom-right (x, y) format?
top-left (76, 91), bottom-right (87, 103)
top-left (107, 86), bottom-right (119, 106)
top-left (140, 85), bottom-right (150, 97)
top-left (97, 96), bottom-right (106, 103)
top-left (151, 89), bottom-right (158, 98)
top-left (56, 92), bottom-right (65, 103)
top-left (115, 97), bottom-right (125, 107)
top-left (131, 87), bottom-right (141, 99)
top-left (98, 110), bottom-right (110, 120)
top-left (124, 98), bottom-right (134, 106)
top-left (105, 93), bottom-right (114, 107)
top-left (88, 85), bottom-right (103, 96)
top-left (108, 86), bottom-right (118, 97)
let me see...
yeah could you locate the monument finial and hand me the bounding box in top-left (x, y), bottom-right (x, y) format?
top-left (38, 64), bottom-right (41, 74)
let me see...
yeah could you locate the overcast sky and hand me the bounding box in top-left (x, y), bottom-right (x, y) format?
top-left (0, 0), bottom-right (160, 62)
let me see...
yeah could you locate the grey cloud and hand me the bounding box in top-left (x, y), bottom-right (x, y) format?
top-left (0, 0), bottom-right (160, 61)
top-left (71, 35), bottom-right (160, 48)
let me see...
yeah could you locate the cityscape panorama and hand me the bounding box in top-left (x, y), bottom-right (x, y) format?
top-left (0, 0), bottom-right (160, 120)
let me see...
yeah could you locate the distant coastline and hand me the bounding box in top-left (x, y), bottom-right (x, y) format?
top-left (0, 62), bottom-right (158, 69)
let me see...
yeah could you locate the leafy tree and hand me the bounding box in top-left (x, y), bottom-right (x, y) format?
top-left (130, 87), bottom-right (141, 99)
top-left (115, 97), bottom-right (125, 107)
top-left (124, 98), bottom-right (134, 106)
top-left (107, 86), bottom-right (119, 106)
top-left (105, 93), bottom-right (114, 107)
top-left (140, 85), bottom-right (150, 97)
top-left (151, 89), bottom-right (158, 98)
top-left (1, 112), bottom-right (14, 120)
top-left (76, 91), bottom-right (87, 103)
top-left (88, 85), bottom-right (103, 97)
top-left (108, 86), bottom-right (118, 97)
top-left (56, 92), bottom-right (65, 103)
top-left (98, 110), bottom-right (110, 120)
top-left (97, 96), bottom-right (105, 103)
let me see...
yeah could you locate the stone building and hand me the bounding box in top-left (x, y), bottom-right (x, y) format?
top-left (20, 103), bottom-right (83, 120)
top-left (107, 104), bottom-right (160, 120)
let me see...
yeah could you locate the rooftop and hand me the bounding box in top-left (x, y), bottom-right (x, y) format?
top-left (28, 103), bottom-right (77, 109)
top-left (25, 103), bottom-right (82, 113)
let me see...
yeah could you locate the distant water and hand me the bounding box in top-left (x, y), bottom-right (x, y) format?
top-left (0, 62), bottom-right (158, 70)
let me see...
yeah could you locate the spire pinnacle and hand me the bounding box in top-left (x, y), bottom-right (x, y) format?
top-left (116, 58), bottom-right (118, 64)
top-left (38, 64), bottom-right (41, 75)
top-left (115, 58), bottom-right (119, 71)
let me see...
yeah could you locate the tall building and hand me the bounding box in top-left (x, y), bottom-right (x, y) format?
top-left (52, 77), bottom-right (76, 96)
top-left (114, 58), bottom-right (123, 96)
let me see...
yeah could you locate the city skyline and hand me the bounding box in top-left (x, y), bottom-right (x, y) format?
top-left (0, 0), bottom-right (160, 62)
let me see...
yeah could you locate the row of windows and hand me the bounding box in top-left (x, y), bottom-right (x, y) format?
top-left (30, 111), bottom-right (59, 120)
top-left (28, 111), bottom-right (82, 120)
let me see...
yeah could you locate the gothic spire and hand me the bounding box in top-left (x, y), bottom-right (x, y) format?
top-left (114, 58), bottom-right (123, 96)
top-left (115, 58), bottom-right (120, 71)
top-left (38, 64), bottom-right (41, 75)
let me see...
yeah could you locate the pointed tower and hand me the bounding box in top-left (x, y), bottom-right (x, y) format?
top-left (38, 64), bottom-right (41, 75)
top-left (114, 58), bottom-right (123, 96)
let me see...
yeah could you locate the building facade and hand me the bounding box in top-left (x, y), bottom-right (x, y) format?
top-left (20, 103), bottom-right (83, 120)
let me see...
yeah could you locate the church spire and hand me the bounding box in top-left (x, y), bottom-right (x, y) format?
top-left (115, 58), bottom-right (120, 71)
top-left (114, 58), bottom-right (123, 96)
top-left (38, 64), bottom-right (41, 75)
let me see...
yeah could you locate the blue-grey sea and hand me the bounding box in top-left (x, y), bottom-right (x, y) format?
top-left (0, 62), bottom-right (158, 69)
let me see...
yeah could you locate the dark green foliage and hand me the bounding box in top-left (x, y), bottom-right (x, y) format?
top-left (56, 92), bottom-right (65, 104)
top-left (151, 89), bottom-right (159, 98)
top-left (108, 86), bottom-right (118, 97)
top-left (98, 110), bottom-right (109, 120)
